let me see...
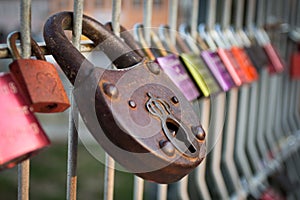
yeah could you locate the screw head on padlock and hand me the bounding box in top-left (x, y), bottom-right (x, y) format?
top-left (44, 12), bottom-right (206, 184)
top-left (0, 73), bottom-right (50, 170)
top-left (8, 31), bottom-right (70, 113)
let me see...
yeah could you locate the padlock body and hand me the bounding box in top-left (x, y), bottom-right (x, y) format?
top-left (180, 53), bottom-right (221, 96)
top-left (217, 48), bottom-right (248, 86)
top-left (156, 54), bottom-right (200, 101)
top-left (9, 59), bottom-right (70, 113)
top-left (231, 47), bottom-right (259, 82)
top-left (73, 61), bottom-right (206, 183)
top-left (263, 44), bottom-right (285, 74)
top-left (245, 45), bottom-right (270, 70)
top-left (290, 52), bottom-right (300, 79)
top-left (201, 50), bottom-right (236, 91)
top-left (0, 73), bottom-right (50, 170)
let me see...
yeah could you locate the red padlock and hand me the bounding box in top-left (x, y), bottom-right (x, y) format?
top-left (0, 73), bottom-right (50, 170)
top-left (8, 31), bottom-right (70, 113)
top-left (264, 43), bottom-right (285, 74)
top-left (290, 44), bottom-right (300, 79)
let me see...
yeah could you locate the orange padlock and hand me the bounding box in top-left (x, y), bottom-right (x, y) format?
top-left (8, 31), bottom-right (70, 113)
top-left (231, 46), bottom-right (259, 83)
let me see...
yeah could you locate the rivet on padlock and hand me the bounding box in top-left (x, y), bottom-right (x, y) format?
top-left (44, 12), bottom-right (206, 184)
top-left (8, 31), bottom-right (70, 113)
top-left (0, 73), bottom-right (50, 170)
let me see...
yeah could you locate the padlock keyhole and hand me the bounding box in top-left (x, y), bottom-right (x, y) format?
top-left (166, 119), bottom-right (196, 154)
top-left (46, 103), bottom-right (58, 110)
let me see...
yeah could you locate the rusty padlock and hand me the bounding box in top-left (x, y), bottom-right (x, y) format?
top-left (44, 12), bottom-right (206, 184)
top-left (8, 31), bottom-right (70, 113)
top-left (0, 73), bottom-right (50, 170)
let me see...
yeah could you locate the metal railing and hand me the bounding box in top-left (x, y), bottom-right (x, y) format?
top-left (0, 0), bottom-right (300, 199)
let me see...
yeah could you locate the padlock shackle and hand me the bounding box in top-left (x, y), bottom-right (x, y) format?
top-left (44, 12), bottom-right (143, 84)
top-left (133, 23), bottom-right (156, 60)
top-left (7, 31), bottom-right (46, 61)
top-left (104, 22), bottom-right (146, 58)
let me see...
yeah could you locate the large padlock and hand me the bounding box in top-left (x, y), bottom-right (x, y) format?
top-left (0, 73), bottom-right (50, 170)
top-left (8, 31), bottom-right (70, 113)
top-left (44, 12), bottom-right (206, 184)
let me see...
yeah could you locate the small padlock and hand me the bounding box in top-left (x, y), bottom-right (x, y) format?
top-left (44, 12), bottom-right (206, 184)
top-left (134, 24), bottom-right (200, 101)
top-left (220, 28), bottom-right (259, 83)
top-left (8, 31), bottom-right (70, 113)
top-left (245, 44), bottom-right (270, 70)
top-left (256, 28), bottom-right (285, 74)
top-left (211, 28), bottom-right (250, 86)
top-left (0, 73), bottom-right (50, 170)
top-left (201, 50), bottom-right (236, 91)
top-left (230, 46), bottom-right (259, 82)
top-left (173, 25), bottom-right (222, 97)
top-left (263, 44), bottom-right (285, 74)
top-left (198, 26), bottom-right (236, 91)
top-left (290, 44), bottom-right (300, 79)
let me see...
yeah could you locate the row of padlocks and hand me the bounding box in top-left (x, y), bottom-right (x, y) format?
top-left (0, 0), bottom-right (300, 199)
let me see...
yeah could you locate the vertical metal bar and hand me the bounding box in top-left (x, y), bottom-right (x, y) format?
top-left (234, 85), bottom-right (252, 179)
top-left (206, 0), bottom-right (216, 30)
top-left (133, 177), bottom-right (144, 200)
top-left (234, 0), bottom-right (244, 29)
top-left (221, 0), bottom-right (232, 29)
top-left (191, 0), bottom-right (199, 39)
top-left (18, 0), bottom-right (31, 199)
top-left (66, 1), bottom-right (84, 200)
top-left (219, 0), bottom-right (246, 198)
top-left (112, 0), bottom-right (122, 37)
top-left (133, 2), bottom-right (154, 200)
top-left (205, 0), bottom-right (229, 198)
top-left (208, 93), bottom-right (228, 199)
top-left (194, 99), bottom-right (211, 200)
top-left (287, 0), bottom-right (298, 132)
top-left (168, 0), bottom-right (178, 44)
top-left (157, 184), bottom-right (167, 200)
top-left (176, 176), bottom-right (189, 200)
top-left (143, 0), bottom-right (153, 45)
top-left (223, 89), bottom-right (246, 198)
top-left (246, 0), bottom-right (256, 31)
top-left (104, 156), bottom-right (115, 200)
top-left (103, 1), bottom-right (122, 199)
top-left (294, 0), bottom-right (300, 129)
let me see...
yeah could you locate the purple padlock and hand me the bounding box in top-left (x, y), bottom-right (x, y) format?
top-left (156, 54), bottom-right (200, 101)
top-left (201, 50), bottom-right (235, 91)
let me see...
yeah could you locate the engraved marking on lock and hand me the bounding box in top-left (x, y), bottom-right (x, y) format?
top-left (36, 72), bottom-right (57, 94)
top-left (0, 82), bottom-right (18, 95)
top-left (145, 93), bottom-right (198, 157)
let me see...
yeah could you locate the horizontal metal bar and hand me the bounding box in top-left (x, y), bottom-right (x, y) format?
top-left (0, 42), bottom-right (95, 59)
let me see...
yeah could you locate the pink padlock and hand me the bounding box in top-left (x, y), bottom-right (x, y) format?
top-left (0, 73), bottom-right (50, 170)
